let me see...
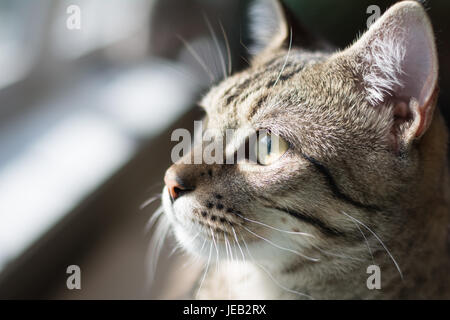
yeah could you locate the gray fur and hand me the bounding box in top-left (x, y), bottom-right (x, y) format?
top-left (161, 1), bottom-right (450, 299)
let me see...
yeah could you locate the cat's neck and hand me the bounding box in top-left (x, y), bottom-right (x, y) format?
top-left (299, 111), bottom-right (450, 299)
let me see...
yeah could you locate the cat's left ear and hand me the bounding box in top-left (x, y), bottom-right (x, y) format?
top-left (248, 0), bottom-right (322, 54)
top-left (343, 1), bottom-right (438, 141)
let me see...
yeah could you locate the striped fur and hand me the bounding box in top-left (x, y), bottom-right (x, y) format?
top-left (162, 1), bottom-right (450, 299)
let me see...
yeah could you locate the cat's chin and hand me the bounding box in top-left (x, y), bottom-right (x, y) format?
top-left (161, 187), bottom-right (211, 259)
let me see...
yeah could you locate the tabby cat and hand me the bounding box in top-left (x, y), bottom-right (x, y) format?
top-left (159, 0), bottom-right (450, 299)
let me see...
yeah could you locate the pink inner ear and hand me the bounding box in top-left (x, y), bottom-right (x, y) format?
top-left (351, 2), bottom-right (438, 109)
top-left (397, 22), bottom-right (436, 108)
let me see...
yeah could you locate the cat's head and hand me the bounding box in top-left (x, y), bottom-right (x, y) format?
top-left (161, 0), bottom-right (444, 279)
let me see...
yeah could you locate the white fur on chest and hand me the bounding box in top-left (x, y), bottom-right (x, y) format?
top-left (196, 261), bottom-right (297, 300)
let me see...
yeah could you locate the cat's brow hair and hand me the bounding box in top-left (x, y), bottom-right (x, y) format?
top-left (217, 50), bottom-right (327, 118)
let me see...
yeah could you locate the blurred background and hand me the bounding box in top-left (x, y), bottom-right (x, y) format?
top-left (0, 0), bottom-right (448, 299)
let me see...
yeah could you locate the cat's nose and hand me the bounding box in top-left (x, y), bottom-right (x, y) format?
top-left (164, 166), bottom-right (195, 201)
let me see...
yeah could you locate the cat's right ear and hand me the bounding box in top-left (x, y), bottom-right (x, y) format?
top-left (248, 0), bottom-right (320, 54)
top-left (341, 1), bottom-right (438, 144)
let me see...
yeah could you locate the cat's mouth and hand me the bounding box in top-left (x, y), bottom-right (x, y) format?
top-left (163, 186), bottom-right (243, 238)
top-left (161, 185), bottom-right (321, 265)
top-left (162, 186), bottom-right (263, 252)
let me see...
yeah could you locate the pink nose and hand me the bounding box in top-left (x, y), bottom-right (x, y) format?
top-left (164, 166), bottom-right (195, 201)
top-left (164, 175), bottom-right (187, 201)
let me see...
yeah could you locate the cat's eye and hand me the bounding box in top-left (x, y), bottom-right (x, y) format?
top-left (255, 132), bottom-right (289, 165)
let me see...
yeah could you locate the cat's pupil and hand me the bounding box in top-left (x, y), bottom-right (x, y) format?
top-left (259, 134), bottom-right (272, 155)
top-left (266, 136), bottom-right (272, 154)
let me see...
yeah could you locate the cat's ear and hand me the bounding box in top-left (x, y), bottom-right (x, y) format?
top-left (248, 0), bottom-right (320, 54)
top-left (344, 1), bottom-right (438, 140)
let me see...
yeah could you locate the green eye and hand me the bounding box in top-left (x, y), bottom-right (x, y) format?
top-left (255, 132), bottom-right (289, 165)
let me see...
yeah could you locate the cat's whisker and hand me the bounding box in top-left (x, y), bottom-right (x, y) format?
top-left (140, 194), bottom-right (162, 210)
top-left (241, 225), bottom-right (319, 262)
top-left (240, 55), bottom-right (250, 67)
top-left (181, 256), bottom-right (197, 271)
top-left (199, 237), bottom-right (208, 253)
top-left (232, 236), bottom-right (239, 262)
top-left (218, 20), bottom-right (232, 76)
top-left (265, 204), bottom-right (361, 261)
top-left (164, 62), bottom-right (205, 87)
top-left (196, 242), bottom-right (213, 299)
top-left (341, 211), bottom-right (403, 280)
top-left (224, 233), bottom-right (234, 263)
top-left (144, 182), bottom-right (165, 193)
top-left (215, 232), bottom-right (221, 273)
top-left (222, 231), bottom-right (232, 299)
top-left (351, 218), bottom-right (375, 265)
top-left (235, 230), bottom-right (251, 290)
top-left (232, 227), bottom-right (246, 262)
top-left (146, 215), bottom-right (171, 284)
top-left (233, 229), bottom-right (250, 292)
top-left (234, 212), bottom-right (315, 237)
top-left (145, 206), bottom-right (164, 234)
top-left (272, 27), bottom-right (292, 87)
top-left (171, 232), bottom-right (200, 257)
top-left (223, 231), bottom-right (230, 262)
top-left (305, 239), bottom-right (364, 262)
top-left (169, 243), bottom-right (182, 257)
top-left (176, 34), bottom-right (215, 83)
top-left (209, 227), bottom-right (220, 270)
top-left (203, 13), bottom-right (228, 80)
top-left (239, 27), bottom-right (250, 53)
top-left (241, 236), bottom-right (314, 300)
